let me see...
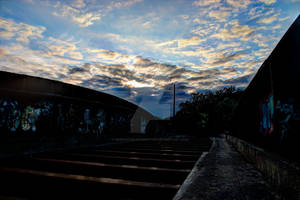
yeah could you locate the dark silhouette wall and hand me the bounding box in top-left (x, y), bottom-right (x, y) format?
top-left (0, 71), bottom-right (156, 137)
top-left (233, 15), bottom-right (300, 162)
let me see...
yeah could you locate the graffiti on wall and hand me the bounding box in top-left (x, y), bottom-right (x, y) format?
top-left (259, 95), bottom-right (299, 143)
top-left (0, 100), bottom-right (21, 132)
top-left (141, 118), bottom-right (147, 133)
top-left (94, 109), bottom-right (106, 135)
top-left (276, 100), bottom-right (295, 143)
top-left (0, 98), bottom-right (149, 135)
top-left (0, 100), bottom-right (55, 133)
top-left (260, 94), bottom-right (274, 135)
top-left (0, 99), bottom-right (135, 135)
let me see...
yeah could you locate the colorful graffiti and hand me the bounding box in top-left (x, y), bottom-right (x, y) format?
top-left (260, 95), bottom-right (299, 143)
top-left (260, 94), bottom-right (274, 135)
top-left (21, 106), bottom-right (37, 132)
top-left (0, 100), bottom-right (55, 133)
top-left (0, 98), bottom-right (139, 135)
top-left (0, 100), bottom-right (21, 132)
top-left (94, 109), bottom-right (106, 135)
top-left (276, 100), bottom-right (294, 143)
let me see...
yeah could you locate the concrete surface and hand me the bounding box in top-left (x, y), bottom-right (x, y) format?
top-left (227, 135), bottom-right (300, 200)
top-left (173, 136), bottom-right (282, 200)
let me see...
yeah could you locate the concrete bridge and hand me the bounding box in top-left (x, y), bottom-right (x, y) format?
top-left (0, 70), bottom-right (157, 137)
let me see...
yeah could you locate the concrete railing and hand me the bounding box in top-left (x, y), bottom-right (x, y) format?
top-left (226, 135), bottom-right (300, 200)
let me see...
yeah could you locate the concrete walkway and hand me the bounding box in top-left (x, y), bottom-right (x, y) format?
top-left (173, 136), bottom-right (281, 200)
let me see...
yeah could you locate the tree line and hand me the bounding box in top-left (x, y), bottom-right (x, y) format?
top-left (173, 86), bottom-right (244, 136)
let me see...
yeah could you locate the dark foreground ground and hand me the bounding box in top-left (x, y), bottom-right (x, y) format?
top-left (0, 136), bottom-right (289, 200)
top-left (0, 137), bottom-right (211, 200)
top-left (174, 136), bottom-right (282, 200)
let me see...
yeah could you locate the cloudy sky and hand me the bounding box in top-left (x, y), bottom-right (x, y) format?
top-left (0, 0), bottom-right (299, 118)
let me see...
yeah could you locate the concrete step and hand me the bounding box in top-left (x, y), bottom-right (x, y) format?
top-left (2, 157), bottom-right (190, 185)
top-left (0, 167), bottom-right (178, 200)
top-left (39, 152), bottom-right (196, 169)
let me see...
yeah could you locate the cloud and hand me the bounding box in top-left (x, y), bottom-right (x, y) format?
top-left (71, 0), bottom-right (86, 9)
top-left (210, 51), bottom-right (246, 65)
top-left (53, 2), bottom-right (101, 27)
top-left (52, 0), bottom-right (143, 27)
top-left (259, 0), bottom-right (276, 5)
top-left (141, 21), bottom-right (151, 28)
top-left (0, 17), bottom-right (46, 43)
top-left (71, 13), bottom-right (102, 27)
top-left (257, 13), bottom-right (279, 24)
top-left (173, 49), bottom-right (208, 57)
top-left (0, 48), bottom-right (10, 58)
top-left (180, 15), bottom-right (189, 20)
top-left (1, 37), bottom-right (82, 67)
top-left (79, 75), bottom-right (123, 91)
top-left (178, 36), bottom-right (205, 48)
top-left (193, 0), bottom-right (220, 7)
top-left (158, 36), bottom-right (205, 49)
top-left (0, 31), bottom-right (15, 40)
top-left (222, 74), bottom-right (254, 85)
top-left (111, 87), bottom-right (133, 98)
top-left (208, 10), bottom-right (231, 22)
top-left (226, 0), bottom-right (252, 9)
top-left (41, 37), bottom-right (83, 61)
top-left (216, 42), bottom-right (241, 49)
top-left (107, 0), bottom-right (143, 10)
top-left (191, 22), bottom-right (220, 38)
top-left (66, 52), bottom-right (187, 91)
top-left (0, 18), bottom-right (19, 32)
top-left (272, 24), bottom-right (281, 29)
top-left (125, 80), bottom-right (154, 88)
top-left (68, 51), bottom-right (83, 60)
top-left (69, 66), bottom-right (88, 74)
top-left (186, 67), bottom-right (241, 85)
top-left (252, 48), bottom-right (271, 58)
top-left (0, 53), bottom-right (70, 80)
top-left (212, 20), bottom-right (255, 41)
top-left (86, 48), bottom-right (124, 62)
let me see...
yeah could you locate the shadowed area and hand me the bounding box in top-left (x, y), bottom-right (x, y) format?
top-left (0, 138), bottom-right (212, 200)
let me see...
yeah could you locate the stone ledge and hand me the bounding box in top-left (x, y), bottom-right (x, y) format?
top-left (226, 135), bottom-right (300, 200)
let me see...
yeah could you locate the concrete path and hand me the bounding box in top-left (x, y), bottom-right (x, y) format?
top-left (173, 136), bottom-right (281, 200)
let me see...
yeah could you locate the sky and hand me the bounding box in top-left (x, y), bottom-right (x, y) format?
top-left (0, 0), bottom-right (299, 118)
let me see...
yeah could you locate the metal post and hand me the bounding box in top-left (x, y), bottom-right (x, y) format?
top-left (173, 84), bottom-right (175, 118)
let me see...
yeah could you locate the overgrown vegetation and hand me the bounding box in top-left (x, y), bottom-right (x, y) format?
top-left (173, 86), bottom-right (243, 136)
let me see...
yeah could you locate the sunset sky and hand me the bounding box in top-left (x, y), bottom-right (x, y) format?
top-left (0, 0), bottom-right (299, 118)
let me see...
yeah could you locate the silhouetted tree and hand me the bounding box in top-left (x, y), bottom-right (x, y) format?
top-left (174, 86), bottom-right (243, 136)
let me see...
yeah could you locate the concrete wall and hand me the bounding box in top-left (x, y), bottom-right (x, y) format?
top-left (227, 135), bottom-right (300, 200)
top-left (0, 71), bottom-right (157, 136)
top-left (232, 15), bottom-right (300, 162)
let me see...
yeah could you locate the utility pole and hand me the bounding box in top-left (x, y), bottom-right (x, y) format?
top-left (173, 83), bottom-right (175, 118)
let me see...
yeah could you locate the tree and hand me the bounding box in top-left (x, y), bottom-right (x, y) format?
top-left (174, 86), bottom-right (243, 136)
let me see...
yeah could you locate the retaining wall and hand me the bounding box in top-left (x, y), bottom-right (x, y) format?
top-left (226, 135), bottom-right (300, 200)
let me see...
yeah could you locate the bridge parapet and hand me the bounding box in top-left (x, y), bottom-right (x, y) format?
top-left (227, 135), bottom-right (300, 200)
top-left (232, 15), bottom-right (300, 163)
top-left (0, 71), bottom-right (157, 157)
